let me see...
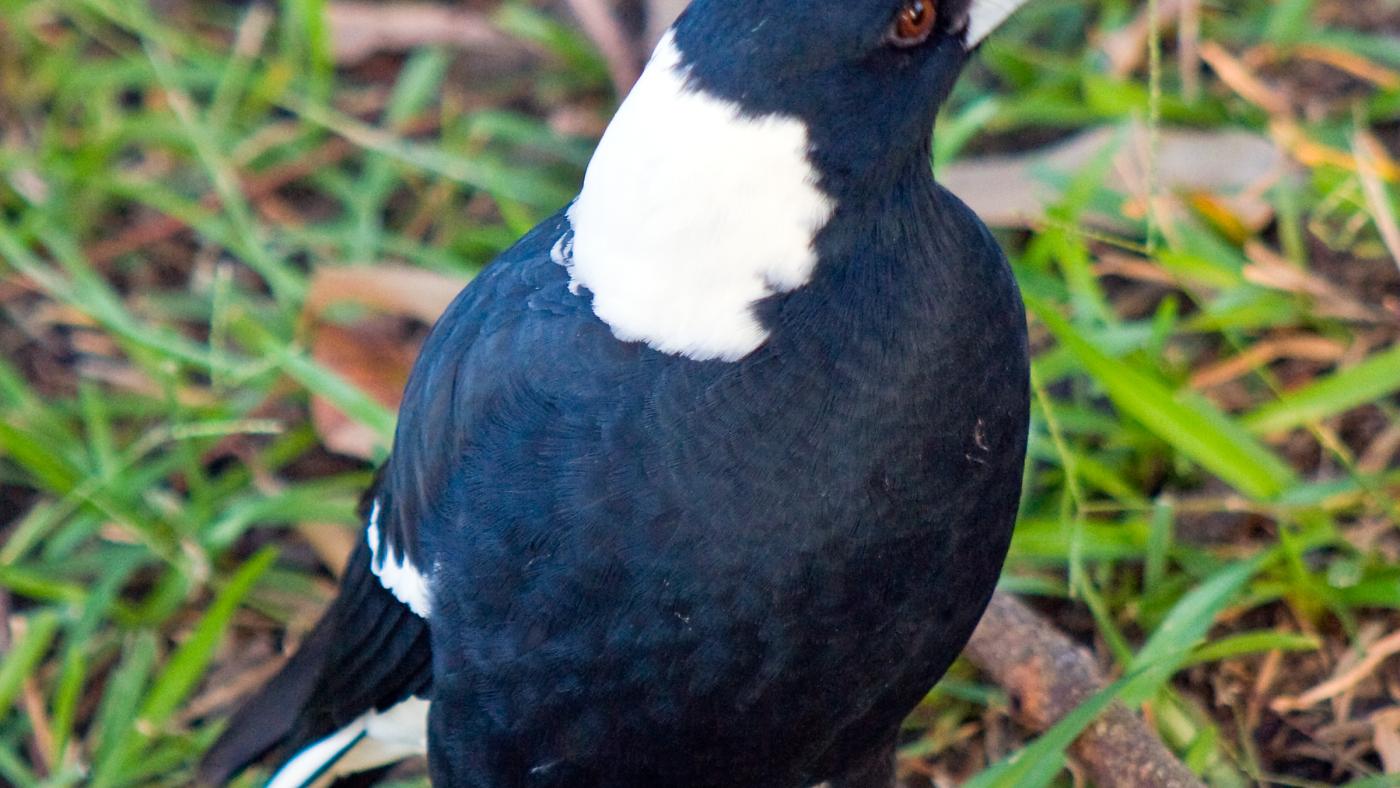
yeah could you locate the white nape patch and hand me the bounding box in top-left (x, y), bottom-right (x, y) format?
top-left (563, 31), bottom-right (835, 362)
top-left (366, 499), bottom-right (432, 618)
top-left (267, 697), bottom-right (429, 788)
top-left (966, 0), bottom-right (1034, 47)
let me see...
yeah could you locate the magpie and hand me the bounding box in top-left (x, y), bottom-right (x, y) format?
top-left (201, 0), bottom-right (1033, 784)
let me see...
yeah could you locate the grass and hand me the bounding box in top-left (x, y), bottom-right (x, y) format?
top-left (2, 0), bottom-right (1400, 785)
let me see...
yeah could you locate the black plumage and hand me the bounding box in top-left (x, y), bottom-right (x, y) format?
top-left (203, 0), bottom-right (1032, 785)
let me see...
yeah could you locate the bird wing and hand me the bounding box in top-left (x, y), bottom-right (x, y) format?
top-left (200, 211), bottom-right (577, 786)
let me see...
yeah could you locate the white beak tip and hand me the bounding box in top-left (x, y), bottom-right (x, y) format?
top-left (965, 0), bottom-right (1034, 48)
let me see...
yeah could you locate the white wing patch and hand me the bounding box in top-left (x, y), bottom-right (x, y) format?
top-left (266, 697), bottom-right (429, 788)
top-left (563, 30), bottom-right (835, 362)
top-left (366, 499), bottom-right (432, 618)
top-left (265, 720), bottom-right (365, 788)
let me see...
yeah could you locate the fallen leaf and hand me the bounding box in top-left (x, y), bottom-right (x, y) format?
top-left (1294, 43), bottom-right (1400, 89)
top-left (940, 123), bottom-right (1293, 230)
top-left (296, 522), bottom-right (358, 576)
top-left (305, 263), bottom-right (467, 325)
top-left (304, 265), bottom-right (469, 459)
top-left (310, 319), bottom-right (415, 459)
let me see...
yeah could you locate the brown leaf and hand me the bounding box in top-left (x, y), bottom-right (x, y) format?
top-left (305, 264), bottom-right (467, 326)
top-left (304, 265), bottom-right (469, 459)
top-left (1243, 242), bottom-right (1393, 324)
top-left (1353, 128), bottom-right (1400, 272)
top-left (295, 522), bottom-right (359, 577)
top-left (310, 319), bottom-right (416, 459)
top-left (940, 123), bottom-right (1292, 230)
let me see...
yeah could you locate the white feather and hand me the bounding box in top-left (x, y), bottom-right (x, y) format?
top-left (265, 698), bottom-right (429, 788)
top-left (366, 499), bottom-right (432, 618)
top-left (563, 31), bottom-right (835, 362)
top-left (265, 719), bottom-right (366, 788)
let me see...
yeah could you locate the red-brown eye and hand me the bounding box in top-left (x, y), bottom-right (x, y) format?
top-left (891, 0), bottom-right (937, 47)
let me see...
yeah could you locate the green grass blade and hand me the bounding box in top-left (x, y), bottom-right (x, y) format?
top-left (89, 632), bottom-right (159, 788)
top-left (0, 611), bottom-right (61, 717)
top-left (1243, 344), bottom-right (1400, 435)
top-left (137, 546), bottom-right (277, 729)
top-left (283, 96), bottom-right (576, 208)
top-left (1185, 631), bottom-right (1319, 666)
top-left (1122, 557), bottom-right (1264, 705)
top-left (1029, 295), bottom-right (1296, 500)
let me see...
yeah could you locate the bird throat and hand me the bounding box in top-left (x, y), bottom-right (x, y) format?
top-left (561, 31), bottom-right (836, 362)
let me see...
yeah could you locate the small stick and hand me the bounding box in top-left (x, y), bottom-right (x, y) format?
top-left (564, 0), bottom-right (643, 93)
top-left (1272, 629), bottom-right (1400, 713)
top-left (965, 592), bottom-right (1205, 788)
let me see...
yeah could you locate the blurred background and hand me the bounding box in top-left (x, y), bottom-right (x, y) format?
top-left (1, 0), bottom-right (1399, 785)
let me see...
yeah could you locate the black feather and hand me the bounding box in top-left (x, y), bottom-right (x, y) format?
top-left (197, 606), bottom-right (335, 786)
top-left (199, 495), bottom-right (431, 785)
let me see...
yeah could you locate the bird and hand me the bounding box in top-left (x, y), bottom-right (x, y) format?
top-left (200, 0), bottom-right (1033, 785)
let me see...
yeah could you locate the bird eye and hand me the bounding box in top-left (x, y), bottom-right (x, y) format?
top-left (890, 0), bottom-right (937, 47)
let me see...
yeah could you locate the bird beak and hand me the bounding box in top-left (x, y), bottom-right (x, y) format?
top-left (964, 0), bottom-right (1034, 49)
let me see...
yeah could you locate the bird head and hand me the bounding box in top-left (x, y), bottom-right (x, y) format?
top-left (667, 0), bottom-right (1034, 194)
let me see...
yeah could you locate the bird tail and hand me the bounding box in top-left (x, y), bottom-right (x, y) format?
top-left (201, 473), bottom-right (432, 786)
top-left (198, 608), bottom-right (429, 788)
top-left (197, 611), bottom-right (337, 786)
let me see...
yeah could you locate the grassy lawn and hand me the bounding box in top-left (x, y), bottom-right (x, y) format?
top-left (2, 0), bottom-right (1400, 785)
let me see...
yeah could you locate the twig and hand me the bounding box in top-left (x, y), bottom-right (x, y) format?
top-left (1272, 629), bottom-right (1400, 713)
top-left (965, 592), bottom-right (1205, 788)
top-left (0, 588), bottom-right (10, 652)
top-left (1200, 41), bottom-right (1292, 117)
top-left (1145, 0), bottom-right (1162, 256)
top-left (564, 0), bottom-right (643, 94)
top-left (21, 676), bottom-right (55, 777)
